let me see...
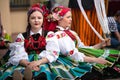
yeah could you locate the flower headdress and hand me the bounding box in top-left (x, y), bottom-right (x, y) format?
top-left (27, 3), bottom-right (43, 16)
top-left (43, 6), bottom-right (71, 31)
top-left (51, 6), bottom-right (71, 21)
top-left (53, 6), bottom-right (71, 16)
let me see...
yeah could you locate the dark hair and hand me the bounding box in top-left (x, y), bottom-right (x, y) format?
top-left (26, 23), bottom-right (31, 39)
top-left (26, 9), bottom-right (43, 39)
top-left (26, 10), bottom-right (35, 39)
top-left (25, 3), bottom-right (43, 38)
top-left (115, 10), bottom-right (120, 17)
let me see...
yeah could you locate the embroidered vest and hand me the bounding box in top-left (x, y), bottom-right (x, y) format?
top-left (23, 32), bottom-right (46, 54)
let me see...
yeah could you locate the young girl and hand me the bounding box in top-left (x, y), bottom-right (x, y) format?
top-left (0, 3), bottom-right (60, 80)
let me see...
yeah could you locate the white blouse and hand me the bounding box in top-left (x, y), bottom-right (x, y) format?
top-left (54, 26), bottom-right (92, 62)
top-left (8, 29), bottom-right (60, 66)
top-left (8, 27), bottom-right (93, 66)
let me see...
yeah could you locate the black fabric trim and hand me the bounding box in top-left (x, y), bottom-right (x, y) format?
top-left (22, 29), bottom-right (48, 39)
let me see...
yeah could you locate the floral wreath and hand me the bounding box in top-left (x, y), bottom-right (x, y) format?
top-left (43, 6), bottom-right (71, 31)
top-left (47, 6), bottom-right (71, 21)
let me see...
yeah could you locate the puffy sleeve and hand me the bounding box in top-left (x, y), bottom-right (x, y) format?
top-left (68, 31), bottom-right (91, 62)
top-left (70, 48), bottom-right (85, 62)
top-left (39, 31), bottom-right (60, 62)
top-left (8, 33), bottom-right (28, 66)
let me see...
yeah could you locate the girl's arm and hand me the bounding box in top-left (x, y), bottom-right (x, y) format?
top-left (8, 33), bottom-right (29, 66)
top-left (93, 38), bottom-right (111, 49)
top-left (84, 56), bottom-right (107, 64)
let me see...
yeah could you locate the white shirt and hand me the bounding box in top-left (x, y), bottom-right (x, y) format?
top-left (8, 29), bottom-right (60, 66)
top-left (54, 26), bottom-right (92, 62)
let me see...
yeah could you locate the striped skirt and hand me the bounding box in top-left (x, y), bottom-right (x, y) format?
top-left (78, 48), bottom-right (120, 78)
top-left (0, 53), bottom-right (92, 80)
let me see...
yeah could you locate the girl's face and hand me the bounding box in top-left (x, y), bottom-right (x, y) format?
top-left (29, 11), bottom-right (43, 31)
top-left (58, 11), bottom-right (72, 29)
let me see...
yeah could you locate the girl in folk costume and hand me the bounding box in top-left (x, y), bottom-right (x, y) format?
top-left (44, 6), bottom-right (112, 80)
top-left (0, 3), bottom-right (60, 80)
top-left (48, 6), bottom-right (120, 80)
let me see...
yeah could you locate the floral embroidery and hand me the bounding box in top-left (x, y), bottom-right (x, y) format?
top-left (61, 33), bottom-right (66, 37)
top-left (53, 51), bottom-right (58, 56)
top-left (47, 33), bottom-right (54, 38)
top-left (69, 50), bottom-right (74, 55)
top-left (56, 32), bottom-right (67, 39)
top-left (15, 38), bottom-right (22, 42)
top-left (56, 34), bottom-right (60, 39)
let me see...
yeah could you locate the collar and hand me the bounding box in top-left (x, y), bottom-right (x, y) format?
top-left (30, 28), bottom-right (42, 36)
top-left (56, 26), bottom-right (70, 31)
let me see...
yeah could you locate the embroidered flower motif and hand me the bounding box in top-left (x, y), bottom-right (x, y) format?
top-left (57, 34), bottom-right (60, 39)
top-left (61, 33), bottom-right (66, 37)
top-left (15, 38), bottom-right (22, 42)
top-left (47, 33), bottom-right (54, 38)
top-left (53, 51), bottom-right (58, 56)
top-left (69, 50), bottom-right (74, 55)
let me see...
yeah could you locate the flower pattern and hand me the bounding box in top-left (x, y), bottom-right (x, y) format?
top-left (24, 34), bottom-right (46, 54)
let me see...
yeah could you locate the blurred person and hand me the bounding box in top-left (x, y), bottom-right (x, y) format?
top-left (107, 10), bottom-right (120, 49)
